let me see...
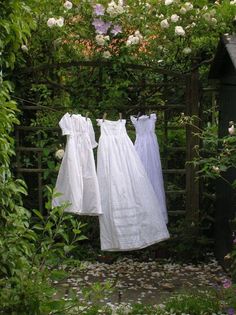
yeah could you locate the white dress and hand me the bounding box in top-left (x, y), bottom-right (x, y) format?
top-left (52, 113), bottom-right (102, 216)
top-left (131, 114), bottom-right (168, 223)
top-left (97, 118), bottom-right (169, 251)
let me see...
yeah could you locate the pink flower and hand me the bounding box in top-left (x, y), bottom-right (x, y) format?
top-left (227, 308), bottom-right (235, 315)
top-left (111, 24), bottom-right (122, 35)
top-left (92, 18), bottom-right (111, 34)
top-left (222, 279), bottom-right (232, 289)
top-left (94, 4), bottom-right (105, 16)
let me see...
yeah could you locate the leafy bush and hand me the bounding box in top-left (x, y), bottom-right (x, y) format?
top-left (159, 291), bottom-right (220, 315)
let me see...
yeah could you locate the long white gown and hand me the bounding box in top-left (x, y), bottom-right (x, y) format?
top-left (97, 118), bottom-right (169, 251)
top-left (131, 114), bottom-right (168, 223)
top-left (52, 113), bottom-right (102, 216)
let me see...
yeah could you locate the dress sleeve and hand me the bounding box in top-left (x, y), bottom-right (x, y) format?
top-left (88, 118), bottom-right (98, 149)
top-left (59, 113), bottom-right (71, 136)
top-left (151, 113), bottom-right (157, 121)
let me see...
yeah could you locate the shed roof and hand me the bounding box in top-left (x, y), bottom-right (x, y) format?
top-left (209, 34), bottom-right (236, 79)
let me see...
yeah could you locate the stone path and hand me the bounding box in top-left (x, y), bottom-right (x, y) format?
top-left (54, 257), bottom-right (227, 306)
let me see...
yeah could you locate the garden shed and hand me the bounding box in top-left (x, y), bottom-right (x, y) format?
top-left (209, 34), bottom-right (236, 262)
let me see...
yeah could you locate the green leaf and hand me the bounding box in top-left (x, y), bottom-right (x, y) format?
top-left (33, 209), bottom-right (44, 221)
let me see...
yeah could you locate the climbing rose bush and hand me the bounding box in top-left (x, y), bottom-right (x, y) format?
top-left (38, 0), bottom-right (236, 70)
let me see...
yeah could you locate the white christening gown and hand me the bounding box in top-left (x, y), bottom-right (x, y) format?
top-left (52, 113), bottom-right (102, 216)
top-left (131, 114), bottom-right (168, 223)
top-left (97, 118), bottom-right (169, 251)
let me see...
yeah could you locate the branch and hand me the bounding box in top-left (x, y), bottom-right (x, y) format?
top-left (19, 60), bottom-right (188, 79)
top-left (184, 58), bottom-right (214, 74)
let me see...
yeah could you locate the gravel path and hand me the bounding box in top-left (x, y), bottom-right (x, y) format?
top-left (54, 257), bottom-right (226, 306)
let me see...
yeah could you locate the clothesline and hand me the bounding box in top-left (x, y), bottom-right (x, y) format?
top-left (12, 95), bottom-right (66, 112)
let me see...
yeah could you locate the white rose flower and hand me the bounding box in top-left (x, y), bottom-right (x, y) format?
top-left (126, 39), bottom-right (132, 46)
top-left (180, 7), bottom-right (187, 14)
top-left (211, 17), bottom-right (217, 25)
top-left (210, 9), bottom-right (216, 15)
top-left (107, 1), bottom-right (124, 17)
top-left (228, 124), bottom-right (235, 135)
top-left (56, 17), bottom-right (64, 27)
top-left (203, 13), bottom-right (211, 22)
top-left (184, 2), bottom-right (193, 11)
top-left (183, 47), bottom-right (192, 54)
top-left (165, 0), bottom-right (173, 5)
top-left (116, 5), bottom-right (124, 14)
top-left (55, 149), bottom-right (64, 160)
top-left (21, 44), bottom-right (28, 52)
top-left (126, 34), bottom-right (140, 46)
top-left (132, 36), bottom-right (140, 44)
top-left (47, 17), bottom-right (57, 28)
top-left (64, 1), bottom-right (73, 10)
top-left (134, 30), bottom-right (143, 40)
top-left (103, 51), bottom-right (111, 59)
top-left (160, 19), bottom-right (169, 29)
top-left (212, 166), bottom-right (220, 173)
top-left (171, 14), bottom-right (180, 22)
top-left (95, 34), bottom-right (106, 46)
top-left (175, 25), bottom-right (185, 36)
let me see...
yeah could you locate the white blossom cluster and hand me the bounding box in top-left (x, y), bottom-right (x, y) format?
top-left (107, 0), bottom-right (124, 17)
top-left (102, 50), bottom-right (111, 58)
top-left (157, 0), bottom-right (227, 57)
top-left (160, 19), bottom-right (185, 36)
top-left (95, 34), bottom-right (110, 46)
top-left (165, 0), bottom-right (174, 5)
top-left (175, 25), bottom-right (185, 36)
top-left (202, 9), bottom-right (217, 25)
top-left (171, 14), bottom-right (180, 23)
top-left (64, 1), bottom-right (73, 10)
top-left (126, 30), bottom-right (143, 46)
top-left (179, 2), bottom-right (193, 15)
top-left (21, 44), bottom-right (28, 52)
top-left (47, 1), bottom-right (73, 28)
top-left (47, 17), bottom-right (65, 28)
top-left (228, 121), bottom-right (235, 135)
top-left (55, 149), bottom-right (64, 160)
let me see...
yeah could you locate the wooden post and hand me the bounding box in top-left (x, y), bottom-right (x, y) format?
top-left (163, 75), bottom-right (168, 171)
top-left (185, 69), bottom-right (200, 225)
top-left (15, 127), bottom-right (21, 179)
top-left (37, 132), bottom-right (43, 213)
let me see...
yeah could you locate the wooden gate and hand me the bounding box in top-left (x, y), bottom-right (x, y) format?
top-left (14, 61), bottom-right (200, 224)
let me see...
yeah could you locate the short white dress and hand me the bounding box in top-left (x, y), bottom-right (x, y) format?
top-left (52, 113), bottom-right (102, 216)
top-left (131, 114), bottom-right (168, 223)
top-left (97, 118), bottom-right (169, 251)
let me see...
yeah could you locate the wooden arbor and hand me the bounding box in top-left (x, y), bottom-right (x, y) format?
top-left (15, 61), bottom-right (200, 224)
top-left (209, 34), bottom-right (236, 262)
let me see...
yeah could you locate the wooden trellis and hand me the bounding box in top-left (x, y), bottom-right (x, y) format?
top-left (15, 61), bottom-right (200, 222)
